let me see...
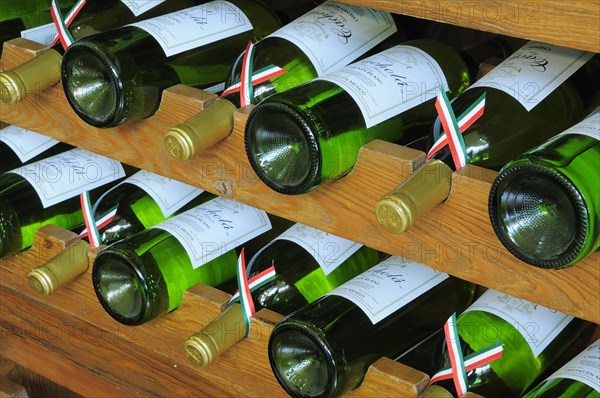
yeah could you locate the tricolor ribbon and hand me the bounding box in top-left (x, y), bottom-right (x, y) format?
top-left (77, 204), bottom-right (118, 242)
top-left (426, 90), bottom-right (486, 170)
top-left (79, 192), bottom-right (118, 249)
top-left (233, 248), bottom-right (277, 337)
top-left (429, 313), bottom-right (504, 395)
top-left (228, 262), bottom-right (277, 304)
top-left (221, 41), bottom-right (287, 105)
top-left (51, 0), bottom-right (87, 49)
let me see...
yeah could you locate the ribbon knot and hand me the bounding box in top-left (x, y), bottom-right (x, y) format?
top-left (221, 41), bottom-right (287, 107)
top-left (233, 248), bottom-right (277, 337)
top-left (79, 191), bottom-right (118, 249)
top-left (427, 89), bottom-right (486, 170)
top-left (429, 313), bottom-right (504, 396)
top-left (51, 0), bottom-right (86, 49)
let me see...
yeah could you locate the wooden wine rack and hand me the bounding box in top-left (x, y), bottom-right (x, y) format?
top-left (1, 1), bottom-right (599, 396)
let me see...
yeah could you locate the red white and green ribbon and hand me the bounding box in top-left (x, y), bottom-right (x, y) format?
top-left (429, 313), bottom-right (504, 395)
top-left (221, 41), bottom-right (287, 105)
top-left (426, 90), bottom-right (486, 170)
top-left (78, 192), bottom-right (118, 249)
top-left (77, 203), bottom-right (119, 244)
top-left (228, 262), bottom-right (277, 305)
top-left (51, 0), bottom-right (87, 49)
top-left (232, 248), bottom-right (277, 337)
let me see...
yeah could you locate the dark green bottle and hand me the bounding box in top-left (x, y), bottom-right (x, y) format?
top-left (426, 289), bottom-right (591, 398)
top-left (91, 169), bottom-right (213, 243)
top-left (164, 0), bottom-right (403, 161)
top-left (0, 0), bottom-right (200, 105)
top-left (522, 339), bottom-right (599, 398)
top-left (0, 148), bottom-right (134, 258)
top-left (61, 0), bottom-right (283, 128)
top-left (184, 222), bottom-right (386, 367)
top-left (268, 256), bottom-right (476, 398)
top-left (27, 169), bottom-right (215, 296)
top-left (244, 38), bottom-right (509, 194)
top-left (488, 107), bottom-right (600, 269)
top-left (0, 125), bottom-right (73, 173)
top-left (92, 197), bottom-right (294, 325)
top-left (376, 41), bottom-right (595, 235)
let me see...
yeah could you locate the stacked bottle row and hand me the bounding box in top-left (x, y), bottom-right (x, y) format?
top-left (2, 1), bottom-right (598, 272)
top-left (1, 141), bottom-right (599, 397)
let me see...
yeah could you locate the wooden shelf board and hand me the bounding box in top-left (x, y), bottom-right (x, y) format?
top-left (340, 0), bottom-right (600, 53)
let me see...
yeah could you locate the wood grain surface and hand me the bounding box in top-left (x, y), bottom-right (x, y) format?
top-left (341, 0), bottom-right (600, 53)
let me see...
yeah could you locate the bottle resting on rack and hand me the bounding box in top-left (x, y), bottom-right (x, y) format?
top-left (164, 0), bottom-right (403, 161)
top-left (488, 107), bottom-right (600, 269)
top-left (244, 38), bottom-right (510, 195)
top-left (28, 169), bottom-right (214, 295)
top-left (61, 0), bottom-right (283, 128)
top-left (521, 338), bottom-right (600, 398)
top-left (423, 289), bottom-right (591, 398)
top-left (0, 0), bottom-right (199, 105)
top-left (0, 0), bottom-right (76, 56)
top-left (185, 222), bottom-right (387, 367)
top-left (0, 148), bottom-right (135, 258)
top-left (92, 196), bottom-right (295, 325)
top-left (376, 41), bottom-right (596, 234)
top-left (0, 125), bottom-right (73, 173)
top-left (268, 256), bottom-right (476, 398)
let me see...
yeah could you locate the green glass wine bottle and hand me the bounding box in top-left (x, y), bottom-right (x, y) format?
top-left (0, 148), bottom-right (135, 258)
top-left (164, 0), bottom-right (404, 161)
top-left (92, 197), bottom-right (294, 325)
top-left (60, 0), bottom-right (284, 128)
top-left (424, 289), bottom-right (591, 398)
top-left (244, 37), bottom-right (511, 195)
top-left (267, 256), bottom-right (476, 398)
top-left (0, 125), bottom-right (73, 173)
top-left (0, 0), bottom-right (199, 104)
top-left (376, 41), bottom-right (596, 234)
top-left (522, 338), bottom-right (599, 398)
top-left (27, 169), bottom-right (215, 295)
top-left (184, 222), bottom-right (387, 367)
top-left (488, 107), bottom-right (600, 269)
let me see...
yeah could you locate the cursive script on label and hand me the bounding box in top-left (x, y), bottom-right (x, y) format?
top-left (313, 10), bottom-right (353, 44)
top-left (509, 51), bottom-right (549, 72)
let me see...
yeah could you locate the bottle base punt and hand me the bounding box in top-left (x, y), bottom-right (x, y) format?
top-left (489, 163), bottom-right (588, 268)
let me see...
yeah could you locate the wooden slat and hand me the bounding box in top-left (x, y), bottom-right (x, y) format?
top-left (0, 227), bottom-right (431, 397)
top-left (341, 0), bottom-right (600, 53)
top-left (1, 40), bottom-right (597, 324)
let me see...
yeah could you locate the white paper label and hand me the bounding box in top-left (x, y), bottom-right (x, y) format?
top-left (9, 148), bottom-right (126, 208)
top-left (469, 41), bottom-right (594, 111)
top-left (129, 1), bottom-right (253, 57)
top-left (20, 22), bottom-right (58, 46)
top-left (327, 256), bottom-right (449, 324)
top-left (317, 45), bottom-right (448, 128)
top-left (0, 125), bottom-right (59, 162)
top-left (271, 223), bottom-right (362, 275)
top-left (120, 0), bottom-right (167, 17)
top-left (558, 107), bottom-right (600, 141)
top-left (464, 289), bottom-right (573, 357)
top-left (153, 197), bottom-right (271, 268)
top-left (96, 170), bottom-right (204, 218)
top-left (268, 1), bottom-right (397, 76)
top-left (547, 338), bottom-right (600, 391)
